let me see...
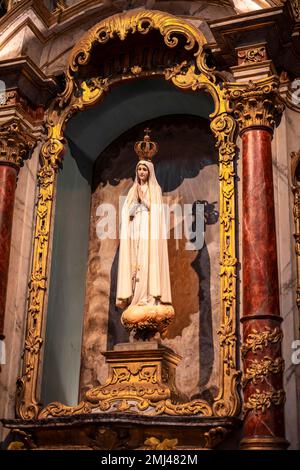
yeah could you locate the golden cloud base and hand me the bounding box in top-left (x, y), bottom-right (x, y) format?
top-left (121, 304), bottom-right (175, 339)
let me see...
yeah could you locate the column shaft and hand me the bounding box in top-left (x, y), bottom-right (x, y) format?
top-left (0, 164), bottom-right (17, 339)
top-left (241, 128), bottom-right (287, 449)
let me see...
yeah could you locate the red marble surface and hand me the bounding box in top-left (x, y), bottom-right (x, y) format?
top-left (242, 129), bottom-right (279, 318)
top-left (241, 129), bottom-right (286, 446)
top-left (0, 164), bottom-right (17, 339)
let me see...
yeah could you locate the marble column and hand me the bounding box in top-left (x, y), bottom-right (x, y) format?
top-left (0, 119), bottom-right (34, 364)
top-left (227, 76), bottom-right (288, 450)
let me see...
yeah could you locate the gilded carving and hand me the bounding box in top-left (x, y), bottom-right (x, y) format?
top-left (6, 429), bottom-right (36, 451)
top-left (237, 46), bottom-right (267, 65)
top-left (218, 318), bottom-right (236, 373)
top-left (131, 65), bottom-right (142, 76)
top-left (144, 437), bottom-right (178, 450)
top-left (244, 389), bottom-right (286, 415)
top-left (204, 426), bottom-right (228, 449)
top-left (38, 401), bottom-right (93, 419)
top-left (80, 350), bottom-right (209, 415)
top-left (226, 76), bottom-right (285, 134)
top-left (291, 150), bottom-right (300, 329)
top-left (40, 396), bottom-right (213, 419)
top-left (210, 113), bottom-right (240, 414)
top-left (39, 348), bottom-right (213, 418)
top-left (16, 165), bottom-right (56, 420)
top-left (24, 329), bottom-right (43, 355)
top-left (68, 11), bottom-right (207, 74)
top-left (7, 441), bottom-right (26, 450)
top-left (241, 327), bottom-right (283, 357)
top-left (0, 118), bottom-right (35, 170)
top-left (243, 357), bottom-right (285, 386)
top-left (19, 9), bottom-right (240, 420)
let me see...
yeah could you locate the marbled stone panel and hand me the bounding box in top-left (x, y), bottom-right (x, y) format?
top-left (0, 146), bottom-right (40, 442)
top-left (0, 165), bottom-right (17, 336)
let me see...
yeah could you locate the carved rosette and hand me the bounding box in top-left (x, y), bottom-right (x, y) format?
top-left (226, 76), bottom-right (285, 135)
top-left (0, 119), bottom-right (35, 170)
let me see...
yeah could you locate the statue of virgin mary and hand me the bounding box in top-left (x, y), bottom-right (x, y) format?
top-left (116, 130), bottom-right (174, 339)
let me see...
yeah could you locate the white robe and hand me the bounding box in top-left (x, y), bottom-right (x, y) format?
top-left (116, 160), bottom-right (172, 308)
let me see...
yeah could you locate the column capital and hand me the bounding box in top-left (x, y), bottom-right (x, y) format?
top-left (0, 118), bottom-right (35, 171)
top-left (226, 76), bottom-right (285, 136)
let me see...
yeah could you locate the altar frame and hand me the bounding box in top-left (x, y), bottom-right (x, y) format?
top-left (16, 9), bottom-right (240, 420)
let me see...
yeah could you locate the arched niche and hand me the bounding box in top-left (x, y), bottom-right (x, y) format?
top-left (41, 78), bottom-right (216, 406)
top-left (17, 9), bottom-right (239, 421)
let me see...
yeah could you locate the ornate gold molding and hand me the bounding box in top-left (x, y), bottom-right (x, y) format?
top-left (225, 76), bottom-right (285, 135)
top-left (16, 165), bottom-right (56, 419)
top-left (291, 150), bottom-right (300, 332)
top-left (18, 9), bottom-right (240, 420)
top-left (39, 346), bottom-right (213, 418)
top-left (0, 118), bottom-right (35, 170)
top-left (67, 10), bottom-right (207, 75)
top-left (211, 113), bottom-right (241, 417)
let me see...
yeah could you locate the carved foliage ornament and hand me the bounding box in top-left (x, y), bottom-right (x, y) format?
top-left (243, 356), bottom-right (285, 386)
top-left (237, 46), bottom-right (267, 65)
top-left (242, 326), bottom-right (285, 417)
top-left (0, 119), bottom-right (35, 170)
top-left (241, 327), bottom-right (283, 357)
top-left (244, 390), bottom-right (285, 415)
top-left (16, 165), bottom-right (55, 420)
top-left (18, 9), bottom-right (240, 420)
top-left (67, 10), bottom-right (207, 75)
top-left (226, 76), bottom-right (285, 134)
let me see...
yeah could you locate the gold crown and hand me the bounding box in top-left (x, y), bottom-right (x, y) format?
top-left (134, 128), bottom-right (159, 162)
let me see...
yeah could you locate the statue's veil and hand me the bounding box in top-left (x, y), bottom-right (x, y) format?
top-left (116, 160), bottom-right (172, 306)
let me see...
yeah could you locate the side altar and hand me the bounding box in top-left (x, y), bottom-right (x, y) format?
top-left (2, 6), bottom-right (290, 450)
